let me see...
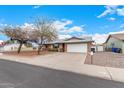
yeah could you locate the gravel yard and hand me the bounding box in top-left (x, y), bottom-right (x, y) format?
top-left (3, 51), bottom-right (54, 58)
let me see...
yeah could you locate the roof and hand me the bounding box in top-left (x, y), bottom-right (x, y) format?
top-left (105, 33), bottom-right (124, 43)
top-left (112, 33), bottom-right (124, 40)
top-left (65, 37), bottom-right (85, 41)
top-left (45, 36), bottom-right (94, 44)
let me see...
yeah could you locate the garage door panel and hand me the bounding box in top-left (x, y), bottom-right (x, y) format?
top-left (67, 43), bottom-right (87, 53)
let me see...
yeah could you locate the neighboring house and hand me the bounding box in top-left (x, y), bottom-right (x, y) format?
top-left (0, 40), bottom-right (4, 52)
top-left (92, 43), bottom-right (105, 52)
top-left (0, 40), bottom-right (29, 52)
top-left (105, 33), bottom-right (124, 54)
top-left (32, 42), bottom-right (39, 49)
top-left (0, 41), bottom-right (26, 52)
top-left (44, 37), bottom-right (94, 53)
top-left (3, 44), bottom-right (20, 51)
top-left (97, 44), bottom-right (104, 52)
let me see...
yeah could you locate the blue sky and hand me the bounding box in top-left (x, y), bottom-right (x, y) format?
top-left (0, 5), bottom-right (124, 43)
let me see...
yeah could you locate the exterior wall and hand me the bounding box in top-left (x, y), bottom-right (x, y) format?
top-left (106, 36), bottom-right (124, 54)
top-left (45, 44), bottom-right (53, 50)
top-left (106, 37), bottom-right (123, 49)
top-left (2, 44), bottom-right (26, 52)
top-left (92, 45), bottom-right (104, 52)
top-left (97, 45), bottom-right (104, 51)
top-left (58, 43), bottom-right (67, 52)
top-left (59, 44), bottom-right (63, 49)
top-left (64, 44), bottom-right (67, 52)
top-left (45, 42), bottom-right (92, 53)
top-left (122, 42), bottom-right (124, 54)
top-left (58, 44), bottom-right (64, 52)
top-left (0, 47), bottom-right (4, 52)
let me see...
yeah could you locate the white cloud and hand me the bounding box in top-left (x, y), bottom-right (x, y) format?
top-left (0, 23), bottom-right (7, 27)
top-left (117, 8), bottom-right (124, 16)
top-left (97, 5), bottom-right (124, 18)
top-left (55, 18), bottom-right (108, 44)
top-left (107, 5), bottom-right (119, 9)
top-left (92, 30), bottom-right (124, 44)
top-left (54, 19), bottom-right (72, 31)
top-left (54, 19), bottom-right (85, 34)
top-left (0, 23), bottom-right (8, 31)
top-left (0, 40), bottom-right (3, 42)
top-left (92, 33), bottom-right (108, 44)
top-left (67, 26), bottom-right (84, 33)
top-left (97, 5), bottom-right (116, 18)
top-left (109, 30), bottom-right (124, 34)
top-left (20, 23), bottom-right (35, 31)
top-left (120, 23), bottom-right (124, 28)
top-left (107, 17), bottom-right (116, 21)
top-left (80, 33), bottom-right (108, 44)
top-left (19, 22), bottom-right (124, 44)
top-left (21, 23), bottom-right (34, 27)
top-left (33, 5), bottom-right (41, 9)
top-left (59, 34), bottom-right (72, 39)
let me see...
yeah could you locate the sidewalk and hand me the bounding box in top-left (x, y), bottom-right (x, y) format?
top-left (0, 53), bottom-right (124, 83)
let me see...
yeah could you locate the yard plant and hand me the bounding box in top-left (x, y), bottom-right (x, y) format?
top-left (1, 16), bottom-right (58, 54)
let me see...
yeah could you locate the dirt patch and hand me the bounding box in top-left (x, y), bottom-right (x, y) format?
top-left (85, 52), bottom-right (124, 69)
top-left (3, 51), bottom-right (54, 58)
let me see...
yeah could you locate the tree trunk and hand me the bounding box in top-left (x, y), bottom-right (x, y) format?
top-left (38, 38), bottom-right (43, 55)
top-left (38, 44), bottom-right (42, 55)
top-left (18, 42), bottom-right (23, 54)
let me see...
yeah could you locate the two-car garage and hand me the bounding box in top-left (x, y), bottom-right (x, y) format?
top-left (66, 43), bottom-right (88, 53)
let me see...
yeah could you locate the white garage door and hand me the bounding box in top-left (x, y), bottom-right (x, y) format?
top-left (67, 43), bottom-right (87, 53)
top-left (97, 46), bottom-right (104, 51)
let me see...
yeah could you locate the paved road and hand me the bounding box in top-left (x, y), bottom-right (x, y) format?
top-left (0, 59), bottom-right (124, 88)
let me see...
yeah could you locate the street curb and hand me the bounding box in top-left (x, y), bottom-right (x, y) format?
top-left (0, 55), bottom-right (123, 83)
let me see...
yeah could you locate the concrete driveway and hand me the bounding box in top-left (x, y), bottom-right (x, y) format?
top-left (0, 52), bottom-right (87, 72)
top-left (33, 52), bottom-right (86, 68)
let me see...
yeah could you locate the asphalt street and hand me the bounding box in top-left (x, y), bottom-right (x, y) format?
top-left (0, 59), bottom-right (124, 88)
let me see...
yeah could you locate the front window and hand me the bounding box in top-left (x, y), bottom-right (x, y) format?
top-left (53, 43), bottom-right (59, 48)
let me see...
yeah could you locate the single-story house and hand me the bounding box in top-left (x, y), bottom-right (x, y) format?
top-left (105, 33), bottom-right (124, 54)
top-left (43, 37), bottom-right (94, 53)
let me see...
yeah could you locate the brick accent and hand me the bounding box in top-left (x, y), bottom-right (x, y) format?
top-left (87, 42), bottom-right (92, 52)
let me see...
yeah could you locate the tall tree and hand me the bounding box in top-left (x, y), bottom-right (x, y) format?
top-left (2, 26), bottom-right (30, 53)
top-left (33, 17), bottom-right (58, 54)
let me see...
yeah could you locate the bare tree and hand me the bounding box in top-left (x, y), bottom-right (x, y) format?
top-left (1, 16), bottom-right (58, 54)
top-left (2, 26), bottom-right (30, 53)
top-left (33, 17), bottom-right (58, 54)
